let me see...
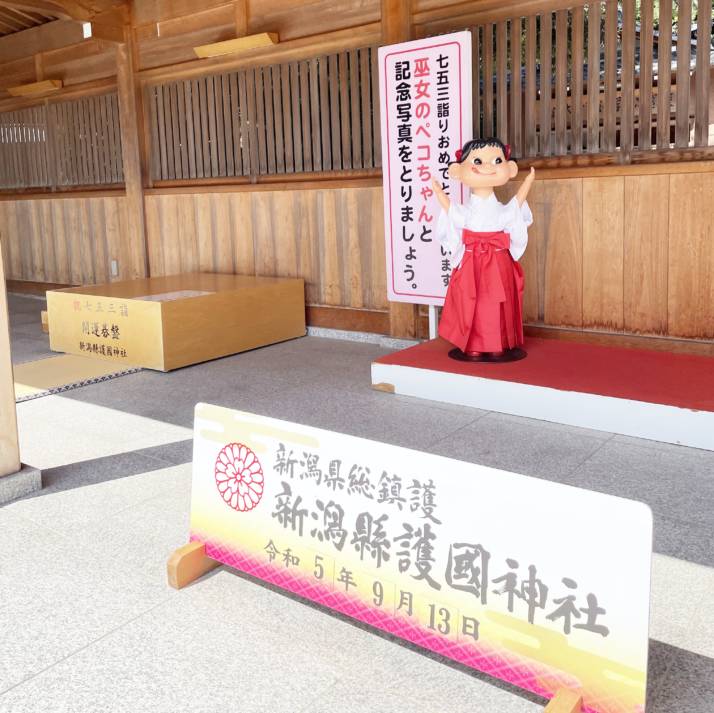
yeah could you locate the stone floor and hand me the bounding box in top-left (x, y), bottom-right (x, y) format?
top-left (1, 293), bottom-right (713, 712)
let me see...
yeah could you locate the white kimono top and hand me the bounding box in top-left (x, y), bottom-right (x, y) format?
top-left (435, 192), bottom-right (533, 269)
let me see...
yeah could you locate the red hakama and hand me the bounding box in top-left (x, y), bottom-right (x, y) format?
top-left (438, 229), bottom-right (525, 354)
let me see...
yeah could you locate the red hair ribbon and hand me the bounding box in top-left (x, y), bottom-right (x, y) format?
top-left (504, 143), bottom-right (511, 160)
top-left (455, 149), bottom-right (463, 161)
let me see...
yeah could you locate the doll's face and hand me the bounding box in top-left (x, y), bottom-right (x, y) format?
top-left (447, 145), bottom-right (518, 189)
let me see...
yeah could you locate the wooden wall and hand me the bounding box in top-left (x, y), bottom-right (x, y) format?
top-left (144, 183), bottom-right (388, 312)
top-left (0, 193), bottom-right (145, 285)
top-left (497, 166), bottom-right (714, 340)
top-left (0, 0), bottom-right (712, 345)
top-left (5, 165), bottom-right (711, 340)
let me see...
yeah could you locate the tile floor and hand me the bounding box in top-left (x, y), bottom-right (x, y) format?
top-left (2, 294), bottom-right (713, 712)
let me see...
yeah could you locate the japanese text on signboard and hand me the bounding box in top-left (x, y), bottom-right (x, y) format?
top-left (379, 32), bottom-right (472, 305)
top-left (269, 443), bottom-right (610, 640)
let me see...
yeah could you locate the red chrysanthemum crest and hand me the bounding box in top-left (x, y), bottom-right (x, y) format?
top-left (215, 443), bottom-right (264, 512)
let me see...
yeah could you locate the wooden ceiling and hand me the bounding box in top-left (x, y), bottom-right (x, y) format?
top-left (0, 0), bottom-right (126, 34)
top-left (0, 5), bottom-right (58, 35)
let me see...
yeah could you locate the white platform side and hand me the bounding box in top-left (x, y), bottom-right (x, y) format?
top-left (371, 362), bottom-right (714, 451)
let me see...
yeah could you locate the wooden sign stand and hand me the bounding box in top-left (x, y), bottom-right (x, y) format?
top-left (168, 542), bottom-right (583, 712)
top-left (167, 541), bottom-right (220, 590)
top-left (544, 688), bottom-right (583, 712)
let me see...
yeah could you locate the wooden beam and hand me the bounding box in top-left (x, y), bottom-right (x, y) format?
top-left (6, 78), bottom-right (61, 95)
top-left (0, 12), bottom-right (26, 32)
top-left (84, 3), bottom-right (126, 42)
top-left (307, 305), bottom-right (390, 334)
top-left (0, 0), bottom-right (127, 24)
top-left (138, 22), bottom-right (381, 83)
top-left (0, 1), bottom-right (84, 21)
top-left (91, 3), bottom-right (125, 25)
top-left (88, 20), bottom-right (124, 43)
top-left (136, 4), bottom-right (233, 42)
top-left (4, 7), bottom-right (38, 26)
top-left (0, 246), bottom-right (21, 479)
top-left (0, 7), bottom-right (29, 30)
top-left (0, 19), bottom-right (84, 64)
top-left (414, 0), bottom-right (587, 34)
top-left (0, 75), bottom-right (116, 111)
top-left (147, 171), bottom-right (380, 193)
top-left (193, 32), bottom-right (277, 59)
top-left (116, 31), bottom-right (148, 278)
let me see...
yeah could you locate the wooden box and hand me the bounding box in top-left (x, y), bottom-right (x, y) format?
top-left (46, 273), bottom-right (305, 371)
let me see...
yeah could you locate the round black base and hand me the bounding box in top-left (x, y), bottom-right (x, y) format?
top-left (448, 347), bottom-right (527, 363)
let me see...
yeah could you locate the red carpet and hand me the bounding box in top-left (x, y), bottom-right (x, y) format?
top-left (375, 337), bottom-right (714, 412)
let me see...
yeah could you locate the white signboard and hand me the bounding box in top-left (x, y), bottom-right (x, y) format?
top-left (191, 404), bottom-right (652, 713)
top-left (378, 31), bottom-right (472, 305)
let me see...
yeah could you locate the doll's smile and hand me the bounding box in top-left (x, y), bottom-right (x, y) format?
top-left (471, 165), bottom-right (496, 176)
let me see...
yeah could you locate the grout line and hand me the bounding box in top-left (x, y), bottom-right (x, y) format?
top-left (0, 597), bottom-right (174, 701)
top-left (563, 432), bottom-right (617, 478)
top-left (425, 410), bottom-right (492, 451)
top-left (133, 441), bottom-right (193, 469)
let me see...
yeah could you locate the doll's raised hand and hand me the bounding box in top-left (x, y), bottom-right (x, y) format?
top-left (431, 177), bottom-right (450, 212)
top-left (516, 167), bottom-right (535, 206)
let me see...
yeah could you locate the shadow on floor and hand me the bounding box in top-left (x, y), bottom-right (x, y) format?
top-left (10, 440), bottom-right (193, 504)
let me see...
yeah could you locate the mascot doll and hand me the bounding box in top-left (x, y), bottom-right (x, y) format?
top-left (431, 138), bottom-right (535, 362)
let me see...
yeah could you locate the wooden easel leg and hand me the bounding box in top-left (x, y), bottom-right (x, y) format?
top-left (544, 688), bottom-right (583, 713)
top-left (167, 541), bottom-right (220, 589)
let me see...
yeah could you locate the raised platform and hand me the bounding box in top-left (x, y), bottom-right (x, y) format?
top-left (371, 337), bottom-right (714, 451)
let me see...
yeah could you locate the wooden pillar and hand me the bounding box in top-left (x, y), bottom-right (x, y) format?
top-left (382, 0), bottom-right (412, 44)
top-left (235, 0), bottom-right (248, 37)
top-left (116, 31), bottom-right (149, 279)
top-left (382, 0), bottom-right (418, 339)
top-left (0, 246), bottom-right (20, 479)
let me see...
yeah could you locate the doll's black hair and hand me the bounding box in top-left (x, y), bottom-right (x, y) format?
top-left (456, 137), bottom-right (514, 163)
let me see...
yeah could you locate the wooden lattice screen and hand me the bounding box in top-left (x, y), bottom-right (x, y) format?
top-left (0, 106), bottom-right (51, 190)
top-left (0, 92), bottom-right (123, 190)
top-left (470, 0), bottom-right (714, 159)
top-left (145, 46), bottom-right (381, 181)
top-left (49, 93), bottom-right (124, 187)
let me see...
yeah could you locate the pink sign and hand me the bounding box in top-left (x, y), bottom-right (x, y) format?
top-left (379, 32), bottom-right (472, 306)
